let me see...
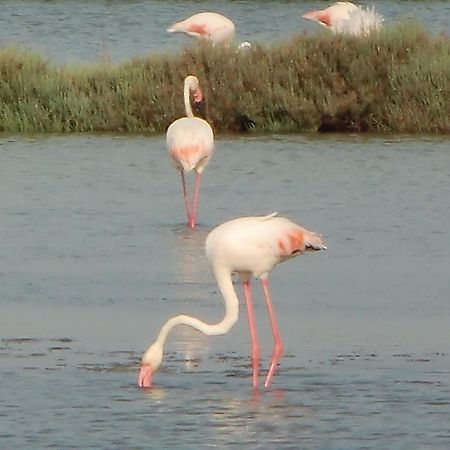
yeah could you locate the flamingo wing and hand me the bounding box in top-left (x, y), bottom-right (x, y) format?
top-left (303, 2), bottom-right (383, 35)
top-left (167, 12), bottom-right (235, 44)
top-left (303, 2), bottom-right (358, 28)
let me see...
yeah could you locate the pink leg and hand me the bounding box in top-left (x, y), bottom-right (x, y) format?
top-left (261, 278), bottom-right (284, 388)
top-left (242, 279), bottom-right (260, 390)
top-left (179, 171), bottom-right (192, 226)
top-left (189, 172), bottom-right (202, 229)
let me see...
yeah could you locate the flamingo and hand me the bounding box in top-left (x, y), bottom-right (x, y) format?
top-left (138, 213), bottom-right (327, 390)
top-left (167, 12), bottom-right (236, 45)
top-left (303, 2), bottom-right (383, 36)
top-left (166, 75), bottom-right (214, 228)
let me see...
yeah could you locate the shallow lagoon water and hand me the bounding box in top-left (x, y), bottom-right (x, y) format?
top-left (0, 0), bottom-right (449, 63)
top-left (1, 134), bottom-right (450, 448)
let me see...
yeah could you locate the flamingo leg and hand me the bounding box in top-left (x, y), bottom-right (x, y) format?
top-left (260, 278), bottom-right (284, 388)
top-left (242, 279), bottom-right (260, 390)
top-left (179, 170), bottom-right (192, 226)
top-left (189, 171), bottom-right (202, 228)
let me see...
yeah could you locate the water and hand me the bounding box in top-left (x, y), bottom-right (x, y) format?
top-left (1, 134), bottom-right (450, 449)
top-left (0, 1), bottom-right (449, 63)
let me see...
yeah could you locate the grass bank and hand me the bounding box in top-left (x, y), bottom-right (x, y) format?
top-left (0, 23), bottom-right (449, 134)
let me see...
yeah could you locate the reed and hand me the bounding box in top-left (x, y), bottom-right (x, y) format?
top-left (0, 23), bottom-right (449, 134)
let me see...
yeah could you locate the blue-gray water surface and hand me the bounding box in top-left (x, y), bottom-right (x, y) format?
top-left (1, 134), bottom-right (450, 449)
top-left (0, 1), bottom-right (449, 63)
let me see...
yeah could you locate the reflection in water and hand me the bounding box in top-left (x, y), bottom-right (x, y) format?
top-left (172, 327), bottom-right (211, 372)
top-left (171, 225), bottom-right (210, 285)
top-left (139, 380), bottom-right (321, 449)
top-left (152, 224), bottom-right (216, 375)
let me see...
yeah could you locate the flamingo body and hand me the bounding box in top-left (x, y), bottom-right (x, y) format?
top-left (205, 213), bottom-right (324, 279)
top-left (167, 12), bottom-right (235, 44)
top-left (303, 2), bottom-right (383, 35)
top-left (166, 117), bottom-right (213, 173)
top-left (138, 214), bottom-right (326, 390)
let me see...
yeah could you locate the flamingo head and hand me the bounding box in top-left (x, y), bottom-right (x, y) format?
top-left (183, 75), bottom-right (207, 119)
top-left (185, 75), bottom-right (203, 104)
top-left (138, 342), bottom-right (163, 388)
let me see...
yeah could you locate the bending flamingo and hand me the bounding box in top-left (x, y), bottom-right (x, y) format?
top-left (166, 75), bottom-right (214, 228)
top-left (167, 12), bottom-right (236, 45)
top-left (138, 213), bottom-right (327, 390)
top-left (303, 2), bottom-right (383, 36)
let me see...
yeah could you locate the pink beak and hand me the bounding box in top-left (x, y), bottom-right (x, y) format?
top-left (138, 365), bottom-right (153, 388)
top-left (193, 87), bottom-right (203, 103)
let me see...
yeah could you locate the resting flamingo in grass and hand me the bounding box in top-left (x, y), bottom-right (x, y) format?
top-left (138, 213), bottom-right (327, 390)
top-left (166, 75), bottom-right (214, 228)
top-left (167, 12), bottom-right (236, 45)
top-left (303, 2), bottom-right (383, 36)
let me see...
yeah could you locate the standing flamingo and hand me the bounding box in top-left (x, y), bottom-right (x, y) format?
top-left (166, 75), bottom-right (214, 228)
top-left (167, 12), bottom-right (236, 45)
top-left (138, 213), bottom-right (326, 390)
top-left (303, 2), bottom-right (383, 36)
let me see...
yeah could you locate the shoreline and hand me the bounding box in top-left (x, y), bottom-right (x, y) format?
top-left (1, 23), bottom-right (449, 135)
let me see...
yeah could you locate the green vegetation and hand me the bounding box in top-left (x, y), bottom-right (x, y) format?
top-left (0, 23), bottom-right (449, 134)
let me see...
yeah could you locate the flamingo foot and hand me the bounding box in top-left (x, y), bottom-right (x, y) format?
top-left (264, 344), bottom-right (283, 388)
top-left (138, 364), bottom-right (153, 388)
top-left (188, 215), bottom-right (196, 229)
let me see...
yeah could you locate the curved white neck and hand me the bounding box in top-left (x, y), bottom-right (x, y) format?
top-left (153, 267), bottom-right (239, 350)
top-left (184, 82), bottom-right (194, 118)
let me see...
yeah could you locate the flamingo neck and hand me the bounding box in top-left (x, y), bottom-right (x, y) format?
top-left (184, 82), bottom-right (194, 118)
top-left (154, 267), bottom-right (239, 350)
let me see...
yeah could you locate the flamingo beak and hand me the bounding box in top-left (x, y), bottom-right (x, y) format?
top-left (138, 364), bottom-right (153, 388)
top-left (192, 87), bottom-right (203, 103)
top-left (191, 87), bottom-right (207, 119)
